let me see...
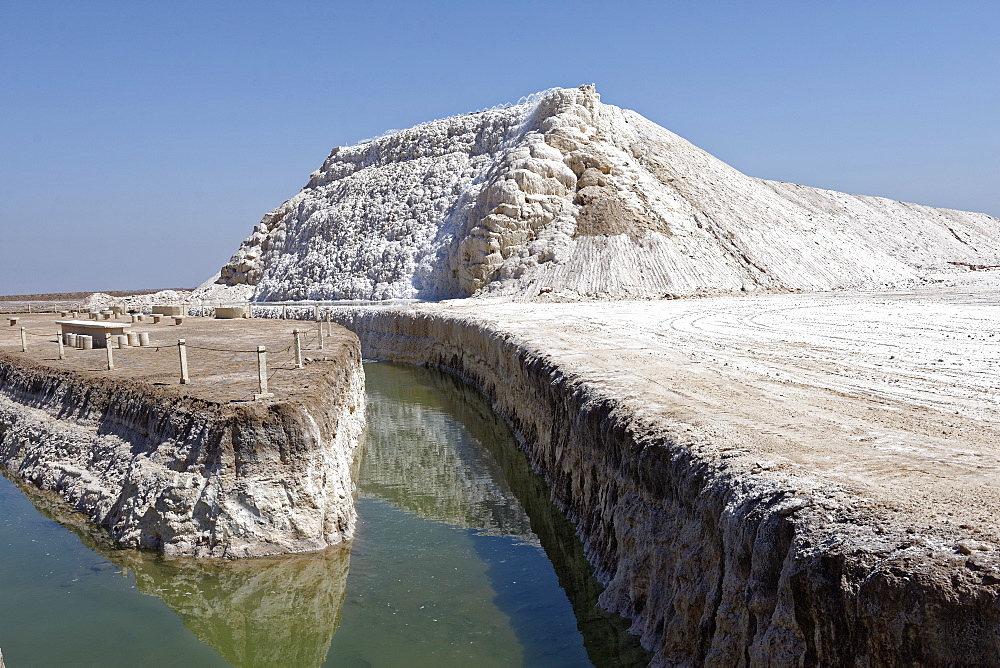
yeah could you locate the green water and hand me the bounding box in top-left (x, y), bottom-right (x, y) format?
top-left (0, 362), bottom-right (649, 667)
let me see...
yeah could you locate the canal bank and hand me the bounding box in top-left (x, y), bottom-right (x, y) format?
top-left (323, 285), bottom-right (1000, 665)
top-left (2, 286), bottom-right (999, 664)
top-left (0, 360), bottom-right (649, 666)
top-left (0, 315), bottom-right (365, 558)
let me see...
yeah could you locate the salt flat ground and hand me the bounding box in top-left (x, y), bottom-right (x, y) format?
top-left (426, 272), bottom-right (1000, 545)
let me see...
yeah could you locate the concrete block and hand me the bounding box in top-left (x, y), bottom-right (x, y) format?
top-left (215, 306), bottom-right (249, 319)
top-left (57, 320), bottom-right (131, 348)
top-left (152, 305), bottom-right (185, 316)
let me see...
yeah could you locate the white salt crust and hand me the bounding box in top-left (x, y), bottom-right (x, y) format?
top-left (200, 86), bottom-right (1000, 303)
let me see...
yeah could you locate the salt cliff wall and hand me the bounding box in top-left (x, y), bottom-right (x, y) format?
top-left (207, 85), bottom-right (1000, 302)
top-left (0, 349), bottom-right (365, 558)
top-left (328, 308), bottom-right (1000, 666)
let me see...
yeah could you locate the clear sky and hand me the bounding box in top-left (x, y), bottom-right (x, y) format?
top-left (1, 1), bottom-right (997, 295)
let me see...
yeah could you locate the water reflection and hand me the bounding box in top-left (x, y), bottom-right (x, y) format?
top-left (362, 363), bottom-right (651, 667)
top-left (6, 472), bottom-right (350, 668)
top-left (2, 362), bottom-right (650, 667)
top-left (363, 362), bottom-right (536, 541)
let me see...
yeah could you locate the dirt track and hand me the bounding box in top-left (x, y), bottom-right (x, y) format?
top-left (421, 272), bottom-right (1000, 546)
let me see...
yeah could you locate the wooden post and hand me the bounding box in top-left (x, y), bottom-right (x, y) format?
top-left (314, 304), bottom-right (320, 321)
top-left (57, 331), bottom-right (64, 360)
top-left (105, 333), bottom-right (114, 370)
top-left (326, 310), bottom-right (332, 336)
top-left (281, 304), bottom-right (287, 319)
top-left (293, 329), bottom-right (304, 368)
top-left (178, 339), bottom-right (189, 385)
top-left (20, 327), bottom-right (26, 352)
top-left (317, 319), bottom-right (325, 350)
top-left (254, 345), bottom-right (274, 400)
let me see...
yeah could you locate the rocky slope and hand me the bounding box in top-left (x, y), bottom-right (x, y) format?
top-left (204, 85), bottom-right (1000, 302)
top-left (0, 346), bottom-right (365, 558)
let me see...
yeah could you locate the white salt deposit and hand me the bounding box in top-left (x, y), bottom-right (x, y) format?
top-left (198, 85), bottom-right (1000, 303)
top-left (82, 289), bottom-right (193, 309)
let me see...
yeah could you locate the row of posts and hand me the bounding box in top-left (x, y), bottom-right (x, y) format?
top-left (49, 331), bottom-right (304, 400)
top-left (174, 330), bottom-right (305, 400)
top-left (16, 311), bottom-right (328, 402)
top-left (17, 328), bottom-right (302, 402)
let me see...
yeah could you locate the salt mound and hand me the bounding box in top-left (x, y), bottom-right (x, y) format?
top-left (82, 289), bottom-right (193, 309)
top-left (202, 85), bottom-right (1000, 302)
top-left (80, 293), bottom-right (117, 308)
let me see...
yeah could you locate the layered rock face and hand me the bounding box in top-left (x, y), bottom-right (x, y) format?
top-left (326, 306), bottom-right (1000, 666)
top-left (209, 85), bottom-right (1000, 301)
top-left (0, 349), bottom-right (365, 558)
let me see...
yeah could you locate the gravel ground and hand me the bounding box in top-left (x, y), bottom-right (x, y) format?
top-left (0, 312), bottom-right (346, 404)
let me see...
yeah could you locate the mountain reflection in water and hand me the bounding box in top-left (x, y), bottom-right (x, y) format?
top-left (360, 362), bottom-right (650, 667)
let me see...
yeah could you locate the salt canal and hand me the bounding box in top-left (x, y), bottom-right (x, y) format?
top-left (0, 358), bottom-right (650, 667)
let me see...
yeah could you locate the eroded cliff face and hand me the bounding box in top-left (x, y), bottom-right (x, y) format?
top-left (326, 307), bottom-right (1000, 666)
top-left (204, 85), bottom-right (1000, 302)
top-left (0, 349), bottom-right (365, 558)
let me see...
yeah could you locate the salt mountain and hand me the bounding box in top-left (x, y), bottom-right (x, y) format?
top-left (206, 85), bottom-right (1000, 302)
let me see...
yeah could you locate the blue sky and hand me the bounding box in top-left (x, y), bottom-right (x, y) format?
top-left (1, 1), bottom-right (997, 294)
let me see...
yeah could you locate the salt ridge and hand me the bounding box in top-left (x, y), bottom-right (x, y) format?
top-left (200, 85), bottom-right (1000, 302)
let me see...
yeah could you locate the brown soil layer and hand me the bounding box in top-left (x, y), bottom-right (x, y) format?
top-left (0, 313), bottom-right (346, 404)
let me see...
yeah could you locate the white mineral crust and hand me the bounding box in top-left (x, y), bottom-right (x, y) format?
top-left (200, 85), bottom-right (1000, 303)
